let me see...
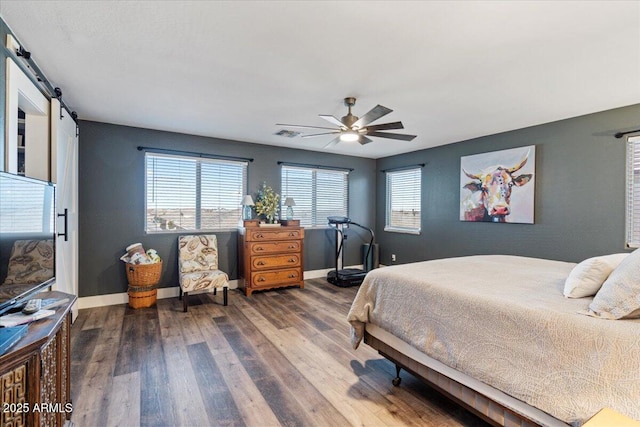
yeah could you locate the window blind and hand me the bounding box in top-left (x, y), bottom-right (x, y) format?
top-left (385, 167), bottom-right (421, 234)
top-left (281, 165), bottom-right (348, 227)
top-left (0, 177), bottom-right (54, 233)
top-left (145, 153), bottom-right (247, 232)
top-left (626, 136), bottom-right (640, 247)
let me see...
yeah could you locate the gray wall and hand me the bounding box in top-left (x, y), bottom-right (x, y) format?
top-left (78, 121), bottom-right (376, 297)
top-left (375, 104), bottom-right (640, 266)
top-left (4, 18), bottom-right (640, 298)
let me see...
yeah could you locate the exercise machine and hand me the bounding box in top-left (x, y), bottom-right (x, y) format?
top-left (327, 216), bottom-right (375, 287)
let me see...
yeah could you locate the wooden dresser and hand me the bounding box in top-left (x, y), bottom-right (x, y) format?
top-left (238, 222), bottom-right (304, 296)
top-left (0, 291), bottom-right (75, 427)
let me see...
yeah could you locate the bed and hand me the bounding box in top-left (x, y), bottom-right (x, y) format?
top-left (347, 255), bottom-right (640, 427)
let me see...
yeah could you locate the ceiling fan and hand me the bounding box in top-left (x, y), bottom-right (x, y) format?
top-left (277, 97), bottom-right (417, 148)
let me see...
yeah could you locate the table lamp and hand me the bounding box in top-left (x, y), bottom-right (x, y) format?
top-left (284, 197), bottom-right (296, 220)
top-left (242, 195), bottom-right (254, 220)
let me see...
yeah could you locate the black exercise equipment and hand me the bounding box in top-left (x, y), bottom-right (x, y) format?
top-left (327, 216), bottom-right (375, 287)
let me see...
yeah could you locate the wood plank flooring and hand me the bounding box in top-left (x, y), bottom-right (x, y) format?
top-left (70, 278), bottom-right (490, 427)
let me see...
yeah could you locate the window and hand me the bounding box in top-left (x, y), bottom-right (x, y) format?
top-left (626, 135), bottom-right (640, 247)
top-left (0, 175), bottom-right (55, 233)
top-left (385, 167), bottom-right (421, 234)
top-left (145, 153), bottom-right (247, 232)
top-left (281, 165), bottom-right (348, 227)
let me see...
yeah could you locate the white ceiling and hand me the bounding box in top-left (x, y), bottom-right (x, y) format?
top-left (1, 1), bottom-right (639, 159)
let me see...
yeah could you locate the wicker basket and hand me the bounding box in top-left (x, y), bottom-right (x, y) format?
top-left (126, 261), bottom-right (162, 286)
top-left (126, 262), bottom-right (161, 309)
top-left (128, 286), bottom-right (158, 309)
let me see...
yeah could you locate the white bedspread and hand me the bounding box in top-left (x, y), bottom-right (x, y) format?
top-left (347, 255), bottom-right (640, 425)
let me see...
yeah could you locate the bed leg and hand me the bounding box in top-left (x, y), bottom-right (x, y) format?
top-left (392, 364), bottom-right (402, 386)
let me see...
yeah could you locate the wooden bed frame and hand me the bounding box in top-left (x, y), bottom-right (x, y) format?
top-left (364, 324), bottom-right (569, 427)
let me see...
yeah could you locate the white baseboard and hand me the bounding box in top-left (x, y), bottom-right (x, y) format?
top-left (77, 279), bottom-right (239, 310)
top-left (77, 265), bottom-right (367, 310)
top-left (303, 265), bottom-right (372, 278)
top-left (304, 267), bottom-right (341, 279)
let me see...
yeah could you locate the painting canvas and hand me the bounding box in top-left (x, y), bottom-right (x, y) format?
top-left (460, 145), bottom-right (535, 223)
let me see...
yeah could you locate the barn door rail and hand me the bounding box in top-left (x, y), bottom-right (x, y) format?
top-left (7, 34), bottom-right (78, 125)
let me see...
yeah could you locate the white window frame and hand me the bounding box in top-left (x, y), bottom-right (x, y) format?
top-left (385, 167), bottom-right (422, 235)
top-left (625, 135), bottom-right (640, 247)
top-left (280, 165), bottom-right (349, 228)
top-left (145, 152), bottom-right (247, 233)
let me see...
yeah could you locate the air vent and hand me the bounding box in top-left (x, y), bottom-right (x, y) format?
top-left (275, 129), bottom-right (301, 138)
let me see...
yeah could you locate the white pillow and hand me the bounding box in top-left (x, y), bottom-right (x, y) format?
top-left (584, 248), bottom-right (640, 319)
top-left (563, 253), bottom-right (629, 298)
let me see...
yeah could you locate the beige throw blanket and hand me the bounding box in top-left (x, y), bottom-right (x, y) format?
top-left (347, 255), bottom-right (640, 425)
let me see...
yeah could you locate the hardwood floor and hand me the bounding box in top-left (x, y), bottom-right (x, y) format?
top-left (70, 278), bottom-right (490, 427)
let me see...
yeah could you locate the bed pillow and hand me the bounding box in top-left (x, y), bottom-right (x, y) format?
top-left (563, 253), bottom-right (629, 298)
top-left (584, 248), bottom-right (640, 319)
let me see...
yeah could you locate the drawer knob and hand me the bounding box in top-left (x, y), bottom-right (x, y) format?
top-left (257, 261), bottom-right (265, 266)
top-left (256, 246), bottom-right (264, 251)
top-left (288, 232), bottom-right (296, 237)
top-left (288, 258), bottom-right (296, 263)
top-left (288, 245), bottom-right (295, 249)
top-left (256, 234), bottom-right (264, 238)
top-left (288, 274), bottom-right (297, 278)
top-left (258, 277), bottom-right (266, 282)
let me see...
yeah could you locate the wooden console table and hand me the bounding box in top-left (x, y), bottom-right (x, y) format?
top-left (238, 222), bottom-right (304, 296)
top-left (0, 291), bottom-right (75, 426)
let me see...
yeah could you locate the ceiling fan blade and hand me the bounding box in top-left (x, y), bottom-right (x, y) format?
top-left (365, 121), bottom-right (404, 132)
top-left (301, 131), bottom-right (340, 138)
top-left (323, 136), bottom-right (342, 149)
top-left (352, 105), bottom-right (393, 129)
top-left (358, 135), bottom-right (373, 145)
top-left (276, 123), bottom-right (338, 131)
top-left (367, 131), bottom-right (417, 141)
top-left (319, 115), bottom-right (346, 128)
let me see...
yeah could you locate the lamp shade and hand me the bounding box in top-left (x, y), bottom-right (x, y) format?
top-left (242, 195), bottom-right (255, 206)
top-left (284, 197), bottom-right (296, 207)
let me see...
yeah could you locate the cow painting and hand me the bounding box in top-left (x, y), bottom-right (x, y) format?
top-left (460, 146), bottom-right (535, 223)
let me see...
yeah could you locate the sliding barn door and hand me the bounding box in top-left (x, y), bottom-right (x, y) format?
top-left (5, 58), bottom-right (50, 180)
top-left (51, 98), bottom-right (79, 320)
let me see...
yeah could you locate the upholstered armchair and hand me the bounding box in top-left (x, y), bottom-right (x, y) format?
top-left (3, 239), bottom-right (54, 285)
top-left (178, 235), bottom-right (229, 312)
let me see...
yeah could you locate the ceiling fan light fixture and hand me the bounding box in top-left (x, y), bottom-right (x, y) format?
top-left (339, 131), bottom-right (359, 142)
top-left (278, 97), bottom-right (417, 149)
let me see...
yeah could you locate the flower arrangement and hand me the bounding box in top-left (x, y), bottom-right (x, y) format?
top-left (254, 182), bottom-right (280, 223)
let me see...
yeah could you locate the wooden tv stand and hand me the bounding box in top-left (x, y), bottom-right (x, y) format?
top-left (0, 291), bottom-right (75, 426)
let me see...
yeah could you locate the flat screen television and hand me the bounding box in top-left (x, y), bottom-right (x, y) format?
top-left (0, 172), bottom-right (56, 315)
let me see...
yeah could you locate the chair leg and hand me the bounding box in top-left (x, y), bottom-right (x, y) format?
top-left (214, 288), bottom-right (217, 296)
top-left (183, 292), bottom-right (188, 312)
top-left (179, 287), bottom-right (183, 300)
top-left (223, 287), bottom-right (228, 306)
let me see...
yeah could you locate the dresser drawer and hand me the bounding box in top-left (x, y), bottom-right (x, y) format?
top-left (249, 240), bottom-right (301, 255)
top-left (251, 268), bottom-right (302, 288)
top-left (252, 254), bottom-right (301, 270)
top-left (247, 229), bottom-right (303, 241)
